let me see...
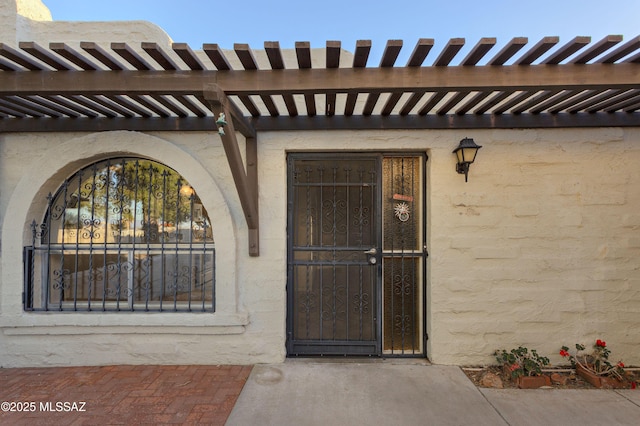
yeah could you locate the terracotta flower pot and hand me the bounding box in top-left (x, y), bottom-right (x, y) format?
top-left (576, 364), bottom-right (625, 389)
top-left (516, 375), bottom-right (551, 389)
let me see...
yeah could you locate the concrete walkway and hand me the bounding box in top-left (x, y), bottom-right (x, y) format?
top-left (227, 359), bottom-right (640, 426)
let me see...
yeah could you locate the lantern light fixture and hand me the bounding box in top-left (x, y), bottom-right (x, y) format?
top-left (453, 137), bottom-right (482, 182)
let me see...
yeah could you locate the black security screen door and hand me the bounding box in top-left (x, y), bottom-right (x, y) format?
top-left (287, 154), bottom-right (426, 356)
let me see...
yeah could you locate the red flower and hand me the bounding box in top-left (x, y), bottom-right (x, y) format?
top-left (632, 382), bottom-right (637, 390)
top-left (617, 362), bottom-right (625, 368)
top-left (559, 349), bottom-right (570, 357)
top-left (596, 339), bottom-right (606, 348)
top-left (509, 364), bottom-right (520, 371)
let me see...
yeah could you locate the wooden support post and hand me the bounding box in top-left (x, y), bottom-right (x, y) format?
top-left (204, 84), bottom-right (259, 256)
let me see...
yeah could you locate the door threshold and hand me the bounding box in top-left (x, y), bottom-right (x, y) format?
top-left (285, 357), bottom-right (431, 365)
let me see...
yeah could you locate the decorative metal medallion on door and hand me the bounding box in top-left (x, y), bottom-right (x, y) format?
top-left (287, 154), bottom-right (426, 356)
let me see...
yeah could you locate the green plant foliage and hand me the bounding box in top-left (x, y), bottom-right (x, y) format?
top-left (495, 346), bottom-right (550, 378)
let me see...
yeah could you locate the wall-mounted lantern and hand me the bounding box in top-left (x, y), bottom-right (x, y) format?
top-left (453, 138), bottom-right (482, 182)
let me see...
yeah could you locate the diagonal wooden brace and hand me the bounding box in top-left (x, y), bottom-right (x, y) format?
top-left (204, 84), bottom-right (259, 256)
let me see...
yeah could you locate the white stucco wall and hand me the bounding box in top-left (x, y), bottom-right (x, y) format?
top-left (1, 127), bottom-right (639, 367)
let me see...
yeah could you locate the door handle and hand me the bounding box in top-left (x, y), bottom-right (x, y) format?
top-left (364, 248), bottom-right (377, 255)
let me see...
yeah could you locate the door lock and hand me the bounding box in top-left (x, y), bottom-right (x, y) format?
top-left (368, 257), bottom-right (377, 265)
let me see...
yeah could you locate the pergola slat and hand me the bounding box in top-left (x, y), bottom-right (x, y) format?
top-left (2, 96), bottom-right (62, 117)
top-left (418, 92), bottom-right (446, 115)
top-left (381, 92), bottom-right (403, 116)
top-left (173, 43), bottom-right (205, 70)
top-left (295, 41), bottom-right (311, 69)
top-left (511, 90), bottom-right (563, 114)
top-left (437, 91), bottom-right (471, 115)
top-left (149, 94), bottom-right (188, 117)
top-left (173, 95), bottom-right (208, 117)
top-left (362, 93), bottom-right (380, 116)
top-left (326, 41), bottom-right (341, 68)
top-left (19, 42), bottom-right (73, 70)
top-left (87, 95), bottom-right (136, 117)
top-left (80, 42), bottom-right (124, 70)
top-left (111, 42), bottom-right (153, 70)
top-left (69, 95), bottom-right (119, 117)
top-left (487, 37), bottom-right (528, 65)
top-left (460, 38), bottom-right (496, 66)
top-left (265, 41), bottom-right (285, 69)
top-left (0, 43), bottom-right (47, 70)
top-left (264, 41), bottom-right (295, 116)
top-left (455, 91), bottom-right (492, 115)
top-left (325, 41), bottom-right (341, 116)
top-left (0, 102), bottom-right (28, 117)
top-left (625, 51), bottom-right (640, 63)
top-left (282, 95), bottom-right (298, 117)
top-left (570, 35), bottom-right (623, 64)
top-left (344, 92), bottom-right (359, 116)
top-left (237, 95), bottom-right (261, 117)
top-left (296, 42), bottom-right (316, 114)
top-left (0, 57), bottom-right (21, 71)
top-left (623, 100), bottom-right (640, 112)
top-left (50, 43), bottom-right (99, 70)
top-left (362, 40), bottom-right (401, 116)
top-left (20, 95), bottom-right (82, 117)
top-left (566, 89), bottom-right (621, 112)
top-left (104, 95), bottom-right (153, 117)
top-left (0, 97), bottom-right (45, 117)
top-left (406, 39), bottom-right (433, 67)
top-left (541, 36), bottom-right (591, 64)
top-left (353, 40), bottom-right (372, 67)
top-left (474, 91), bottom-right (511, 114)
top-left (142, 42), bottom-right (179, 70)
top-left (203, 44), bottom-right (231, 70)
top-left (603, 90), bottom-right (640, 112)
top-left (548, 90), bottom-right (606, 113)
top-left (234, 44), bottom-right (258, 70)
top-left (399, 91), bottom-right (426, 115)
top-left (130, 95), bottom-right (170, 117)
top-left (492, 91), bottom-right (537, 114)
top-left (587, 89), bottom-right (639, 112)
top-left (380, 40), bottom-right (403, 67)
top-left (433, 38), bottom-right (465, 66)
top-left (513, 36), bottom-right (559, 65)
top-left (598, 36), bottom-right (640, 63)
top-left (42, 95), bottom-right (100, 117)
top-left (344, 41), bottom-right (371, 116)
top-left (260, 94), bottom-right (280, 116)
top-left (529, 90), bottom-right (578, 114)
top-left (264, 42), bottom-right (285, 115)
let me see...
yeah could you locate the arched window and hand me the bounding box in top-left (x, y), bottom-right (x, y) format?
top-left (24, 158), bottom-right (215, 312)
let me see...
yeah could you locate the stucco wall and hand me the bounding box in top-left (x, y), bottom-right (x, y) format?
top-left (0, 127), bottom-right (639, 367)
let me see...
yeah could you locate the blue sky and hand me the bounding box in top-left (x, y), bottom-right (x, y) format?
top-left (43, 0), bottom-right (639, 64)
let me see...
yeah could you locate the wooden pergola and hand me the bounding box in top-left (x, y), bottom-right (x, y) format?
top-left (1, 35), bottom-right (639, 255)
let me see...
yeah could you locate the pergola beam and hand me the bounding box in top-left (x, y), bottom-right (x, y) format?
top-left (203, 84), bottom-right (259, 256)
top-left (1, 63), bottom-right (637, 97)
top-left (1, 112), bottom-right (638, 133)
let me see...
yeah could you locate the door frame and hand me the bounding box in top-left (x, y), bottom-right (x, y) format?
top-left (285, 151), bottom-right (427, 357)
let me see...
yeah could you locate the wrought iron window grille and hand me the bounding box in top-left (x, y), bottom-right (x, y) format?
top-left (23, 158), bottom-right (216, 313)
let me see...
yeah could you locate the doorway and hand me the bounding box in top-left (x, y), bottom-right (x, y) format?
top-left (286, 153), bottom-right (426, 356)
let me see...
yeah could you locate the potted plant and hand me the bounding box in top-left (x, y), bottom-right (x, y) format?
top-left (495, 346), bottom-right (551, 389)
top-left (560, 339), bottom-right (626, 389)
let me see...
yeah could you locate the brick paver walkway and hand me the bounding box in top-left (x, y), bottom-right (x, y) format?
top-left (0, 364), bottom-right (252, 425)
